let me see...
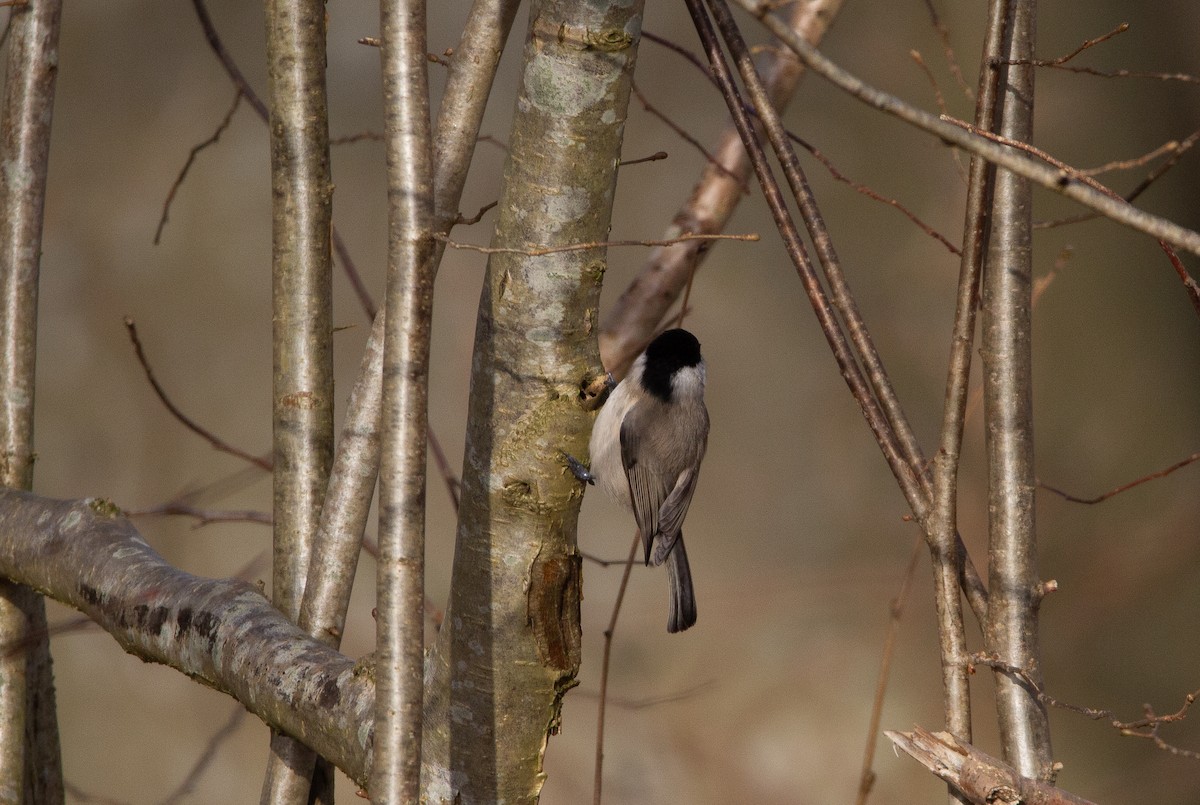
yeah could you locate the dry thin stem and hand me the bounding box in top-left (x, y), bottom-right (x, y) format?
top-left (969, 653), bottom-right (1200, 759)
top-left (437, 231), bottom-right (758, 256)
top-left (856, 535), bottom-right (924, 805)
top-left (124, 318), bottom-right (272, 473)
top-left (1039, 450), bottom-right (1200, 505)
top-left (127, 503), bottom-right (272, 526)
top-left (154, 91), bottom-right (242, 244)
top-left (1038, 128), bottom-right (1200, 230)
top-left (631, 81), bottom-right (747, 190)
top-left (945, 112), bottom-right (1200, 321)
top-left (157, 705), bottom-right (247, 805)
top-left (1039, 22), bottom-right (1128, 65)
top-left (922, 3), bottom-right (1015, 798)
top-left (920, 0), bottom-right (973, 100)
top-left (707, 0), bottom-right (994, 625)
top-left (593, 532), bottom-right (640, 805)
top-left (619, 150), bottom-right (669, 167)
top-left (189, 0), bottom-right (376, 322)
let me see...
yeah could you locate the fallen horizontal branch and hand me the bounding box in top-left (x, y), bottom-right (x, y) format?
top-left (0, 489), bottom-right (373, 785)
top-left (885, 726), bottom-right (1096, 805)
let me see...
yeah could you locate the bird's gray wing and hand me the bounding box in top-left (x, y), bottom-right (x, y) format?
top-left (619, 407), bottom-right (665, 565)
top-left (651, 466), bottom-right (700, 566)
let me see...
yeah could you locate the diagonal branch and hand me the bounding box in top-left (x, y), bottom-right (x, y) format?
top-left (734, 0), bottom-right (1200, 258)
top-left (0, 490), bottom-right (376, 786)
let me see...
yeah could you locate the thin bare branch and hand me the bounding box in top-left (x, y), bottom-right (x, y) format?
top-left (126, 503), bottom-right (272, 526)
top-left (856, 535), bottom-right (923, 805)
top-left (1037, 128), bottom-right (1200, 229)
top-left (920, 0), bottom-right (973, 100)
top-left (618, 150), bottom-right (669, 167)
top-left (632, 81), bottom-right (748, 190)
top-left (923, 3), bottom-right (1015, 797)
top-left (735, 0), bottom-right (1200, 257)
top-left (157, 705), bottom-right (247, 805)
top-left (970, 653), bottom-right (1200, 759)
top-left (124, 317), bottom-right (272, 473)
top-left (593, 532), bottom-right (640, 805)
top-left (154, 91), bottom-right (242, 245)
top-left (1039, 450), bottom-right (1200, 505)
top-left (190, 0), bottom-right (376, 324)
top-left (1028, 22), bottom-right (1128, 66)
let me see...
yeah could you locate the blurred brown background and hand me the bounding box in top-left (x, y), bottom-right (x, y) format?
top-left (27, 0), bottom-right (1200, 802)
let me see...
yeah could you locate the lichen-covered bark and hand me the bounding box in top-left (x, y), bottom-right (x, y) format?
top-left (0, 491), bottom-right (375, 787)
top-left (420, 0), bottom-right (644, 801)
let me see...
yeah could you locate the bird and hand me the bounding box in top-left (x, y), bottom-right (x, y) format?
top-left (580, 328), bottom-right (709, 633)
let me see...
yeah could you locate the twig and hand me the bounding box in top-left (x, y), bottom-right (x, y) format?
top-left (969, 653), bottom-right (1200, 759)
top-left (123, 317), bottom-right (272, 472)
top-left (1024, 22), bottom-right (1129, 66)
top-left (331, 131), bottom-right (384, 145)
top-left (632, 81), bottom-right (748, 191)
top-left (644, 27), bottom-right (959, 257)
top-left (154, 91), bottom-right (242, 244)
top-left (735, 0), bottom-right (1200, 257)
top-left (1079, 137), bottom-right (1189, 177)
top-left (1039, 450), bottom-right (1200, 504)
top-left (1037, 128), bottom-right (1200, 229)
top-left (593, 532), bottom-right (640, 805)
top-left (618, 150), bottom-right (668, 167)
top-left (426, 430), bottom-right (461, 511)
top-left (454, 200), bottom-right (497, 227)
top-left (436, 231), bottom-right (758, 257)
top-left (856, 535), bottom-right (923, 805)
top-left (942, 115), bottom-right (1200, 318)
top-left (157, 705), bottom-right (247, 804)
top-left (920, 0), bottom-right (972, 100)
top-left (190, 0), bottom-right (376, 323)
top-left (126, 503), bottom-right (272, 526)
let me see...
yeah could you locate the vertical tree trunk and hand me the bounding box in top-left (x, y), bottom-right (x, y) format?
top-left (373, 0), bottom-right (436, 800)
top-left (420, 0), bottom-right (644, 800)
top-left (0, 0), bottom-right (64, 800)
top-left (262, 0), bottom-right (336, 799)
top-left (982, 0), bottom-right (1054, 780)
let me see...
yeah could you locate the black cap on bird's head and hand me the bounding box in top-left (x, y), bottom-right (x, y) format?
top-left (640, 328), bottom-right (703, 402)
